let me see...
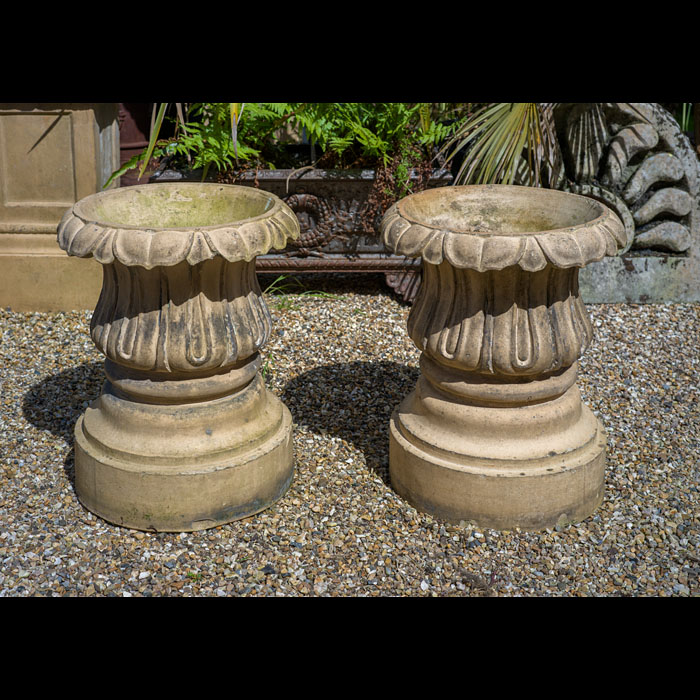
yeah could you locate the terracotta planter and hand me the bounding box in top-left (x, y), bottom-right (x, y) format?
top-left (57, 182), bottom-right (300, 531)
top-left (380, 185), bottom-right (626, 530)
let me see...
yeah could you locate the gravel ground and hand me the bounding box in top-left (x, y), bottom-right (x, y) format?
top-left (1, 273), bottom-right (698, 597)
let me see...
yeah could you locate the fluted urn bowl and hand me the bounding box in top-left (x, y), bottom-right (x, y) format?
top-left (58, 183), bottom-right (300, 532)
top-left (381, 185), bottom-right (625, 530)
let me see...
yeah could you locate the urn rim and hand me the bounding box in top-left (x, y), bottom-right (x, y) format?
top-left (381, 184), bottom-right (627, 271)
top-left (57, 182), bottom-right (301, 268)
top-left (71, 182), bottom-right (281, 231)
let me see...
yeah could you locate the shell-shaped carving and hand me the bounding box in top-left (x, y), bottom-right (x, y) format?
top-left (601, 123), bottom-right (659, 186)
top-left (557, 103), bottom-right (697, 255)
top-left (563, 103), bottom-right (609, 183)
top-left (634, 222), bottom-right (691, 252)
top-left (58, 183), bottom-right (300, 269)
top-left (632, 187), bottom-right (692, 226)
top-left (622, 152), bottom-right (684, 203)
top-left (380, 185), bottom-right (625, 272)
top-left (408, 262), bottom-right (592, 377)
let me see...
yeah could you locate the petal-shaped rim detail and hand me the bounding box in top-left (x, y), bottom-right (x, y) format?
top-left (379, 184), bottom-right (625, 270)
top-left (57, 210), bottom-right (85, 252)
top-left (536, 232), bottom-right (585, 268)
top-left (237, 220), bottom-right (270, 262)
top-left (480, 236), bottom-right (527, 271)
top-left (150, 230), bottom-right (193, 268)
top-left (93, 229), bottom-right (117, 265)
top-left (397, 224), bottom-right (438, 257)
top-left (576, 226), bottom-right (608, 264)
top-left (66, 221), bottom-right (105, 258)
top-left (278, 207), bottom-right (301, 243)
top-left (519, 236), bottom-right (548, 272)
top-left (185, 230), bottom-right (215, 266)
top-left (202, 227), bottom-right (246, 262)
top-left (381, 206), bottom-right (412, 252)
top-left (443, 231), bottom-right (484, 269)
top-left (56, 183), bottom-right (300, 267)
top-left (418, 230), bottom-right (446, 264)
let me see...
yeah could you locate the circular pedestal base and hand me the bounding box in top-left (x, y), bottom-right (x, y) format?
top-left (73, 376), bottom-right (294, 532)
top-left (389, 410), bottom-right (606, 531)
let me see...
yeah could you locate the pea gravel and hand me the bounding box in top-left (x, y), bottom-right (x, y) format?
top-left (1, 273), bottom-right (698, 597)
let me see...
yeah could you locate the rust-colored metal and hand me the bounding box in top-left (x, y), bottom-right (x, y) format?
top-left (256, 253), bottom-right (420, 272)
top-left (384, 269), bottom-right (422, 303)
top-left (152, 165), bottom-right (451, 302)
top-left (117, 103), bottom-right (153, 187)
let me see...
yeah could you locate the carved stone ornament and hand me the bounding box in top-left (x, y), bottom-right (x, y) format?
top-left (554, 103), bottom-right (698, 256)
top-left (392, 104), bottom-right (700, 305)
top-left (57, 182), bottom-right (300, 532)
top-left (380, 185), bottom-right (625, 530)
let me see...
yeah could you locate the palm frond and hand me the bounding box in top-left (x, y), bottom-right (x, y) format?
top-left (230, 103), bottom-right (245, 159)
top-left (139, 102), bottom-right (169, 179)
top-left (441, 103), bottom-right (563, 188)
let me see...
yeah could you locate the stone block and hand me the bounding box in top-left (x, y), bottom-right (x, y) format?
top-left (0, 103), bottom-right (118, 310)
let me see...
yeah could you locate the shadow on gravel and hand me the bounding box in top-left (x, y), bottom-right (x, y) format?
top-left (22, 361), bottom-right (104, 485)
top-left (259, 272), bottom-right (392, 299)
top-left (280, 360), bottom-right (419, 485)
top-left (20, 358), bottom-right (420, 489)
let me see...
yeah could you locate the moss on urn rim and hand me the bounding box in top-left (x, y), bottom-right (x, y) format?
top-left (381, 184), bottom-right (627, 272)
top-left (57, 182), bottom-right (300, 269)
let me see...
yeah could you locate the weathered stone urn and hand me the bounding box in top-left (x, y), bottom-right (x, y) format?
top-left (57, 182), bottom-right (300, 531)
top-left (380, 185), bottom-right (626, 530)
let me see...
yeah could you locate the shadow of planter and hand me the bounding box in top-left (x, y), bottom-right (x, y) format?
top-left (21, 359), bottom-right (420, 492)
top-left (280, 360), bottom-right (419, 485)
top-left (22, 361), bottom-right (104, 484)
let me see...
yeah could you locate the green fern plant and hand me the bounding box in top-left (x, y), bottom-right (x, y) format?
top-left (106, 102), bottom-right (461, 188)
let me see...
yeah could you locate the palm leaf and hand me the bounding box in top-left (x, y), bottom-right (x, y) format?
top-left (230, 103), bottom-right (245, 159)
top-left (174, 103), bottom-right (188, 135)
top-left (441, 103), bottom-right (563, 188)
top-left (103, 152), bottom-right (143, 189)
top-left (138, 102), bottom-right (168, 179)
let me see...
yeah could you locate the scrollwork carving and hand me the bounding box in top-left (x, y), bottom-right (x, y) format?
top-left (282, 193), bottom-right (367, 250)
